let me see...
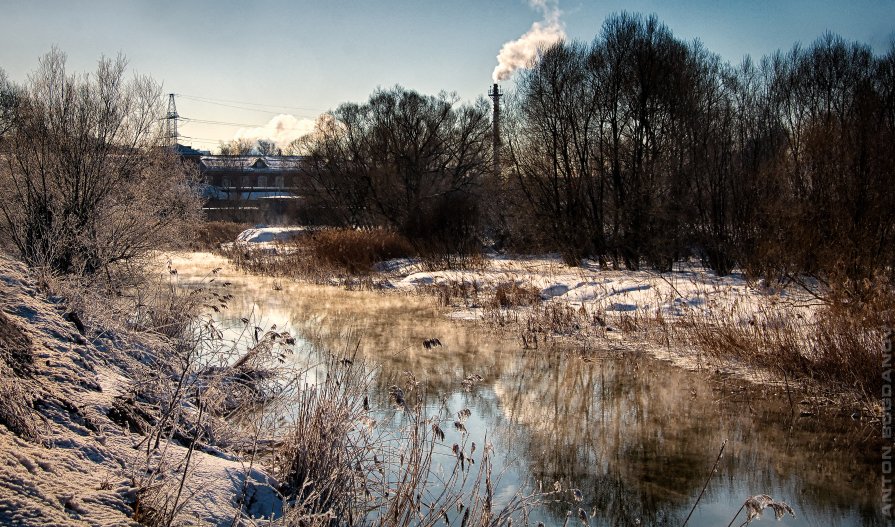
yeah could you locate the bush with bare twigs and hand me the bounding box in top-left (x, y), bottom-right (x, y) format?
top-left (275, 352), bottom-right (551, 526)
top-left (0, 49), bottom-right (200, 283)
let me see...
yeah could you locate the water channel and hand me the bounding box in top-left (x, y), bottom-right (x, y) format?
top-left (174, 252), bottom-right (884, 526)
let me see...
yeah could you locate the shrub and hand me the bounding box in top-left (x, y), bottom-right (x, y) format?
top-left (189, 221), bottom-right (250, 251)
top-left (310, 228), bottom-right (415, 274)
top-left (0, 49), bottom-right (199, 278)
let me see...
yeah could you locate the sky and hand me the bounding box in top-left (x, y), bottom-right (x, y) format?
top-left (1, 0), bottom-right (892, 152)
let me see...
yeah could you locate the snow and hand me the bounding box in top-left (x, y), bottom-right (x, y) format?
top-left (387, 255), bottom-right (803, 318)
top-left (383, 253), bottom-right (817, 375)
top-left (235, 226), bottom-right (308, 244)
top-left (0, 252), bottom-right (282, 526)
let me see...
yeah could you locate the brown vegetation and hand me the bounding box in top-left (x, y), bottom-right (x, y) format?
top-left (0, 49), bottom-right (199, 281)
top-left (223, 227), bottom-right (416, 287)
top-left (188, 221), bottom-right (250, 251)
top-left (274, 352), bottom-right (549, 526)
top-left (310, 227), bottom-right (415, 274)
top-left (684, 277), bottom-right (895, 403)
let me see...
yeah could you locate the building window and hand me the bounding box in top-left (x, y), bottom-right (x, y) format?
top-left (221, 176), bottom-right (230, 188)
top-left (257, 175), bottom-right (267, 188)
top-left (275, 175), bottom-right (285, 188)
top-left (242, 175), bottom-right (252, 187)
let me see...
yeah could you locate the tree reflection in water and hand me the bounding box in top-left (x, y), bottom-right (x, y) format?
top-left (173, 253), bottom-right (884, 527)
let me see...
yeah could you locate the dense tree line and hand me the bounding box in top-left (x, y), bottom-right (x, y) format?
top-left (501, 13), bottom-right (895, 285)
top-left (278, 13), bottom-right (894, 286)
top-left (299, 86), bottom-right (492, 254)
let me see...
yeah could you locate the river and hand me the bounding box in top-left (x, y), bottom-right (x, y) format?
top-left (172, 252), bottom-right (884, 526)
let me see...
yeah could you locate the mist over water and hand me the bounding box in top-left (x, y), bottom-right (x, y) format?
top-left (172, 253), bottom-right (885, 526)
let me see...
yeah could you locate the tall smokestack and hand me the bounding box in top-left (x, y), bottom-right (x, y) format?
top-left (489, 83), bottom-right (502, 176)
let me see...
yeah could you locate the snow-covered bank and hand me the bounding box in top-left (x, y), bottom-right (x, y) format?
top-left (388, 254), bottom-right (811, 320)
top-left (0, 253), bottom-right (280, 526)
top-left (377, 254), bottom-right (819, 378)
top-left (221, 226), bottom-right (311, 255)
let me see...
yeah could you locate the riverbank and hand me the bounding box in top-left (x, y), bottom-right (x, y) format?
top-left (219, 228), bottom-right (887, 415)
top-left (384, 254), bottom-right (815, 367)
top-left (167, 249), bottom-right (884, 525)
top-left (0, 252), bottom-right (281, 525)
top-left (380, 254), bottom-right (885, 416)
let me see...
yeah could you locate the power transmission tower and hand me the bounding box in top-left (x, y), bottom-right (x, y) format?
top-left (165, 93), bottom-right (179, 147)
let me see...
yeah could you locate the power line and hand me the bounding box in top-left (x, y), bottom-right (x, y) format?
top-left (178, 93), bottom-right (322, 111)
top-left (178, 135), bottom-right (224, 145)
top-left (176, 93), bottom-right (323, 115)
top-left (181, 117), bottom-right (264, 128)
top-left (168, 92), bottom-right (319, 146)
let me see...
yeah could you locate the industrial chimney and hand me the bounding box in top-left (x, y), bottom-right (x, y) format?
top-left (488, 83), bottom-right (502, 176)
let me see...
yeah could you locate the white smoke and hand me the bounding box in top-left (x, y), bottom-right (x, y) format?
top-left (492, 0), bottom-right (566, 82)
top-left (233, 114), bottom-right (316, 147)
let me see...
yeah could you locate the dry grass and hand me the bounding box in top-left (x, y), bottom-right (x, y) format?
top-left (273, 347), bottom-right (551, 526)
top-left (310, 228), bottom-right (415, 274)
top-left (188, 221), bottom-right (250, 251)
top-left (0, 310), bottom-right (33, 378)
top-left (489, 282), bottom-right (542, 309)
top-left (223, 227), bottom-right (415, 287)
top-left (682, 276), bottom-right (895, 405)
top-left (408, 265), bottom-right (891, 406)
top-left (425, 280), bottom-right (482, 309)
top-left (0, 302), bottom-right (42, 442)
top-left (416, 251), bottom-right (486, 273)
top-left (275, 352), bottom-right (371, 522)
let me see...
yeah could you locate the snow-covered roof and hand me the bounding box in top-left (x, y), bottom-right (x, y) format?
top-left (199, 155), bottom-right (308, 171)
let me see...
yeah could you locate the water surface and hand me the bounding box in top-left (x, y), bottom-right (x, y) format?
top-left (173, 253), bottom-right (884, 526)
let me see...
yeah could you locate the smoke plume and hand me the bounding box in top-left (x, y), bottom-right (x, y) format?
top-left (233, 114), bottom-right (315, 147)
top-left (492, 0), bottom-right (566, 82)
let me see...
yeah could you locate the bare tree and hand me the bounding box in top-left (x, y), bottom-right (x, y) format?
top-left (302, 86), bottom-right (491, 251)
top-left (508, 14), bottom-right (693, 269)
top-left (0, 49), bottom-right (200, 278)
top-left (508, 41), bottom-right (604, 265)
top-left (255, 138), bottom-right (279, 156)
top-left (218, 138), bottom-right (255, 156)
top-left (0, 68), bottom-right (17, 140)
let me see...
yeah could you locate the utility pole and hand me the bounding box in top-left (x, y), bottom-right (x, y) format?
top-left (165, 93), bottom-right (179, 148)
top-left (489, 83), bottom-right (502, 176)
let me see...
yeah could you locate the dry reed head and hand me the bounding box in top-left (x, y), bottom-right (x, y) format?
top-left (743, 494), bottom-right (795, 523)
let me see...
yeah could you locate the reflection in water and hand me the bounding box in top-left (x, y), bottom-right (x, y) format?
top-left (171, 253), bottom-right (884, 526)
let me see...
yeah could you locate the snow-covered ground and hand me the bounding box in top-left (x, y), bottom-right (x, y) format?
top-left (226, 226), bottom-right (816, 350)
top-left (374, 254), bottom-right (818, 377)
top-left (385, 254), bottom-right (812, 320)
top-left (221, 226), bottom-right (311, 254)
top-left (234, 226), bottom-right (308, 244)
top-left (0, 253), bottom-right (281, 526)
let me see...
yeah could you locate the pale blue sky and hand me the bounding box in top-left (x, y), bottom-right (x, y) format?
top-left (1, 1), bottom-right (892, 149)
